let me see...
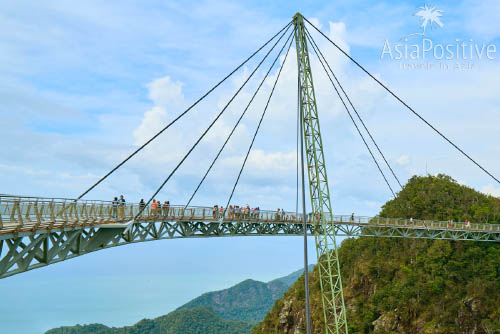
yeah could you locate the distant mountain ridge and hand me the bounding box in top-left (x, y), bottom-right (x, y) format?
top-left (269, 264), bottom-right (314, 287)
top-left (176, 265), bottom-right (315, 322)
top-left (46, 307), bottom-right (253, 334)
top-left (46, 266), bottom-right (314, 334)
top-left (176, 279), bottom-right (288, 322)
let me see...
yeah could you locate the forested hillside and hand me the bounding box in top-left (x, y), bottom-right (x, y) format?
top-left (45, 307), bottom-right (254, 334)
top-left (177, 279), bottom-right (288, 322)
top-left (253, 174), bottom-right (500, 334)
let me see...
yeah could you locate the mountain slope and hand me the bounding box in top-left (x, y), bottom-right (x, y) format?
top-left (253, 174), bottom-right (500, 334)
top-left (269, 264), bottom-right (314, 287)
top-left (46, 307), bottom-right (254, 334)
top-left (176, 278), bottom-right (288, 322)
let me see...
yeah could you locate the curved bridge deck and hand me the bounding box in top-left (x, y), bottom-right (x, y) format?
top-left (1, 195), bottom-right (499, 278)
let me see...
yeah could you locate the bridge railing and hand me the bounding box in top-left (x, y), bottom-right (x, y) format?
top-left (1, 195), bottom-right (499, 233)
top-left (0, 195), bottom-right (307, 229)
top-left (0, 195), bottom-right (313, 227)
top-left (0, 195), bottom-right (129, 229)
top-left (361, 216), bottom-right (500, 233)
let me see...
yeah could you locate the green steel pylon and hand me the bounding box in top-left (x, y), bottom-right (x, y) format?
top-left (293, 13), bottom-right (349, 334)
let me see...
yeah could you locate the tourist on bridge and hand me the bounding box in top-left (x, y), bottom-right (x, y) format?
top-left (118, 195), bottom-right (126, 218)
top-left (112, 197), bottom-right (118, 218)
top-left (139, 199), bottom-right (145, 217)
top-left (163, 201), bottom-right (169, 217)
top-left (219, 206), bottom-right (224, 218)
top-left (351, 212), bottom-right (355, 222)
top-left (152, 200), bottom-right (158, 216)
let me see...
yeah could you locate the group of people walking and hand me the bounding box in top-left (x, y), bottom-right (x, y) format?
top-left (138, 199), bottom-right (170, 217)
top-left (275, 208), bottom-right (289, 221)
top-left (408, 217), bottom-right (474, 229)
top-left (111, 196), bottom-right (171, 218)
top-left (212, 205), bottom-right (261, 219)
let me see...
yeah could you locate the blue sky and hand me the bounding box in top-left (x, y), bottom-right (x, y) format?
top-left (1, 0), bottom-right (499, 333)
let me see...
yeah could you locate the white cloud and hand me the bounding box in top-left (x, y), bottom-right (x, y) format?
top-left (222, 149), bottom-right (296, 177)
top-left (481, 184), bottom-right (500, 197)
top-left (328, 22), bottom-right (349, 51)
top-left (133, 106), bottom-right (169, 145)
top-left (147, 76), bottom-right (184, 108)
top-left (396, 155), bottom-right (410, 165)
top-left (131, 76), bottom-right (191, 169)
top-left (307, 17), bottom-right (323, 31)
top-left (202, 119), bottom-right (248, 148)
top-left (133, 106), bottom-right (168, 146)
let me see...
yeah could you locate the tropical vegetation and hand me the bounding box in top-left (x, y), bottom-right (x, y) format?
top-left (253, 174), bottom-right (500, 333)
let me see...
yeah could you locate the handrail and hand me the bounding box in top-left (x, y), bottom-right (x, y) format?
top-left (0, 195), bottom-right (499, 234)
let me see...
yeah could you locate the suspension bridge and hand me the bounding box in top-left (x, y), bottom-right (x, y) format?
top-left (2, 13), bottom-right (499, 334)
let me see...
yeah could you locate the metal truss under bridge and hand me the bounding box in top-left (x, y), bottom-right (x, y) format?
top-left (1, 195), bottom-right (499, 279)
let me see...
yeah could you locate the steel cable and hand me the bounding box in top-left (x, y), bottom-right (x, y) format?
top-left (305, 27), bottom-right (403, 190)
top-left (77, 20), bottom-right (293, 200)
top-left (134, 25), bottom-right (293, 219)
top-left (305, 31), bottom-right (396, 197)
top-left (304, 17), bottom-right (500, 186)
top-left (224, 34), bottom-right (295, 213)
top-left (184, 28), bottom-right (296, 209)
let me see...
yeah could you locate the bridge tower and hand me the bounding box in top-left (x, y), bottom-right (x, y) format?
top-left (293, 13), bottom-right (349, 334)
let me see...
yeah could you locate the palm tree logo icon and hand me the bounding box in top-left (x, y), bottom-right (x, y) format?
top-left (403, 5), bottom-right (444, 40)
top-left (416, 5), bottom-right (444, 34)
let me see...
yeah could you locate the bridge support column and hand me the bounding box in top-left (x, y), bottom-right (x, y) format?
top-left (294, 12), bottom-right (349, 334)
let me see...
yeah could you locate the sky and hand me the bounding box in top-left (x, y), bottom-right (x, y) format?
top-left (1, 0), bottom-right (499, 333)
